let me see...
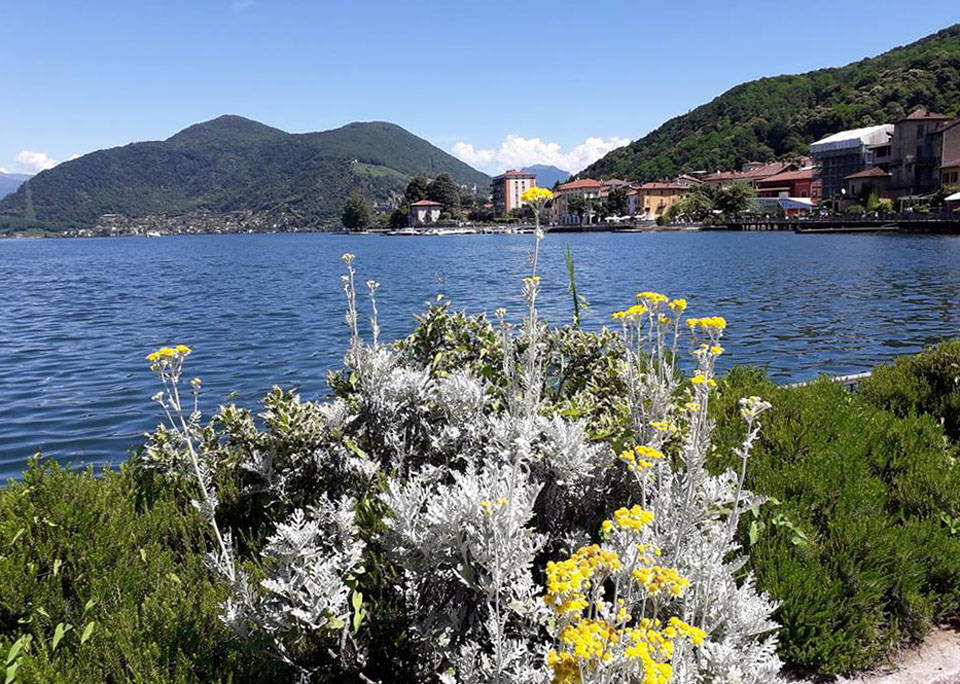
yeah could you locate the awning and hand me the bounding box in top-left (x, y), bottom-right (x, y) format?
top-left (945, 191), bottom-right (960, 202)
top-left (778, 197), bottom-right (815, 210)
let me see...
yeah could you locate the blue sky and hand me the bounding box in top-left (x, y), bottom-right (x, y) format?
top-left (2, 1), bottom-right (957, 175)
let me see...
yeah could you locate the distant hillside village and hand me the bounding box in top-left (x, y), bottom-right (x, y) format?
top-left (475, 108), bottom-right (960, 227)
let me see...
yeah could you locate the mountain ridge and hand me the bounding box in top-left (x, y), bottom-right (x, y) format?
top-left (0, 116), bottom-right (490, 231)
top-left (581, 24), bottom-right (960, 180)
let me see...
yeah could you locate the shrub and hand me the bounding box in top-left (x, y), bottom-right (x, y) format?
top-left (137, 251), bottom-right (782, 683)
top-left (0, 460), bottom-right (277, 683)
top-left (710, 367), bottom-right (960, 675)
top-left (859, 339), bottom-right (960, 441)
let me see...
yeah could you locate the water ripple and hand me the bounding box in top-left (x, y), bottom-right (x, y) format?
top-left (1, 231), bottom-right (959, 478)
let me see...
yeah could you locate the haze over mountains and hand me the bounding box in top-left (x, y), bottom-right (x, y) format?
top-left (0, 172), bottom-right (31, 200)
top-left (583, 24), bottom-right (960, 180)
top-left (0, 116), bottom-right (490, 231)
top-left (521, 165), bottom-right (571, 188)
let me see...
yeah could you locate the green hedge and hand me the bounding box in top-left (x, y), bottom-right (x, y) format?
top-left (0, 460), bottom-right (279, 683)
top-left (711, 367), bottom-right (960, 675)
top-left (859, 340), bottom-right (960, 442)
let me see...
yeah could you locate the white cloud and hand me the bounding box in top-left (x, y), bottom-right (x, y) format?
top-left (6, 150), bottom-right (80, 174)
top-left (16, 150), bottom-right (58, 173)
top-left (451, 134), bottom-right (630, 175)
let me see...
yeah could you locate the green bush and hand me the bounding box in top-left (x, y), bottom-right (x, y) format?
top-left (859, 340), bottom-right (960, 442)
top-left (0, 460), bottom-right (278, 683)
top-left (710, 367), bottom-right (960, 675)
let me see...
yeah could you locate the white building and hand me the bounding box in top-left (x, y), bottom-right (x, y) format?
top-left (409, 199), bottom-right (443, 226)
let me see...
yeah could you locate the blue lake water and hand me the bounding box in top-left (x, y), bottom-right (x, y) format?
top-left (2, 231), bottom-right (960, 479)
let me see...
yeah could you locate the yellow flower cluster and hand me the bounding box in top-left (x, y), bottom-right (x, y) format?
top-left (146, 345), bottom-right (192, 364)
top-left (522, 187), bottom-right (555, 203)
top-left (632, 565), bottom-right (690, 598)
top-left (545, 649), bottom-right (580, 684)
top-left (690, 374), bottom-right (717, 388)
top-left (479, 497), bottom-right (508, 514)
top-left (547, 615), bottom-right (706, 684)
top-left (545, 545), bottom-right (622, 604)
top-left (611, 304), bottom-right (647, 321)
top-left (558, 619), bottom-right (619, 662)
top-left (650, 420), bottom-right (677, 433)
top-left (636, 291), bottom-right (668, 306)
top-left (522, 275), bottom-right (541, 286)
top-left (667, 298), bottom-right (687, 313)
top-left (602, 505), bottom-right (655, 533)
top-left (617, 445), bottom-right (664, 473)
top-left (686, 316), bottom-right (727, 332)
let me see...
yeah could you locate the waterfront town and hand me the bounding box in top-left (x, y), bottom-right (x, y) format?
top-left (485, 107), bottom-right (960, 226)
top-left (22, 107), bottom-right (960, 239)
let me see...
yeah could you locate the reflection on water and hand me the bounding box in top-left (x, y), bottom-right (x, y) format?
top-left (2, 231), bottom-right (959, 477)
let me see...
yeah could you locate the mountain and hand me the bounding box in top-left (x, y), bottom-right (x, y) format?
top-left (0, 172), bottom-right (31, 200)
top-left (0, 116), bottom-right (490, 231)
top-left (521, 164), bottom-right (571, 188)
top-left (582, 24), bottom-right (960, 180)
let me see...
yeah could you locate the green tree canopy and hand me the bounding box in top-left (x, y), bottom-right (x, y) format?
top-left (713, 182), bottom-right (755, 216)
top-left (427, 173), bottom-right (461, 213)
top-left (389, 207), bottom-right (409, 229)
top-left (341, 190), bottom-right (372, 229)
top-left (605, 186), bottom-right (629, 216)
top-left (404, 176), bottom-right (429, 203)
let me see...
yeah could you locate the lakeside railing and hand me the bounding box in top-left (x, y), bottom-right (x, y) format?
top-left (782, 371), bottom-right (872, 391)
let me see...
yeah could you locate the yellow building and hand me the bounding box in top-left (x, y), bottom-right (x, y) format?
top-left (634, 181), bottom-right (693, 219)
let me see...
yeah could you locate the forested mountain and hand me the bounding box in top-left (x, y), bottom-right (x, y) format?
top-left (0, 116), bottom-right (490, 231)
top-left (582, 24), bottom-right (960, 180)
top-left (0, 172), bottom-right (31, 200)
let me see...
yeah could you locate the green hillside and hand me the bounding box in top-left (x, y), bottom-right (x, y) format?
top-left (0, 116), bottom-right (490, 231)
top-left (582, 24), bottom-right (960, 180)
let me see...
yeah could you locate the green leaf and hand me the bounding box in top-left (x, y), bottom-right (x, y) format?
top-left (52, 559), bottom-right (62, 576)
top-left (80, 621), bottom-right (96, 645)
top-left (83, 599), bottom-right (97, 614)
top-left (5, 662), bottom-right (19, 684)
top-left (51, 623), bottom-right (72, 652)
top-left (7, 528), bottom-right (24, 547)
top-left (5, 637), bottom-right (26, 666)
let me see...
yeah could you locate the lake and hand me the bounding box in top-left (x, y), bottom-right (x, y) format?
top-left (2, 230), bottom-right (960, 479)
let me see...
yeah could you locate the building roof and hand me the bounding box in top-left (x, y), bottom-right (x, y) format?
top-left (843, 167), bottom-right (891, 180)
top-left (704, 161), bottom-right (794, 183)
top-left (756, 168), bottom-right (816, 185)
top-left (639, 181), bottom-right (691, 191)
top-left (676, 173), bottom-right (704, 185)
top-left (493, 170), bottom-right (536, 180)
top-left (810, 124), bottom-right (894, 153)
top-left (410, 199), bottom-right (444, 206)
top-left (942, 158), bottom-right (960, 169)
top-left (897, 108), bottom-right (951, 123)
top-left (558, 178), bottom-right (602, 190)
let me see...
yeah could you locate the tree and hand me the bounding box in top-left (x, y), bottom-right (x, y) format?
top-left (427, 173), bottom-right (461, 214)
top-left (389, 207), bottom-right (408, 228)
top-left (605, 186), bottom-right (629, 216)
top-left (713, 182), bottom-right (755, 216)
top-left (341, 191), bottom-right (371, 230)
top-left (567, 196), bottom-right (586, 225)
top-left (405, 176), bottom-right (429, 203)
top-left (664, 189), bottom-right (714, 222)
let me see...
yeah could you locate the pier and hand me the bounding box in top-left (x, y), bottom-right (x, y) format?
top-left (713, 214), bottom-right (960, 233)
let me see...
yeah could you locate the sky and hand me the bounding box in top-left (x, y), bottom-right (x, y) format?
top-left (2, 1), bottom-right (958, 176)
